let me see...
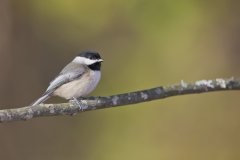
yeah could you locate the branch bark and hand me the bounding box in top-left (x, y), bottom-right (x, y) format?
top-left (0, 77), bottom-right (239, 123)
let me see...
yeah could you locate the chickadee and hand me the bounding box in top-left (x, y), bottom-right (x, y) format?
top-left (31, 51), bottom-right (103, 106)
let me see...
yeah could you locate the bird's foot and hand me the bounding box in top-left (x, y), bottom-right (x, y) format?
top-left (71, 97), bottom-right (88, 111)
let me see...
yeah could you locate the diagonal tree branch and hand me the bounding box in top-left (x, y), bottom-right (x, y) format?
top-left (0, 77), bottom-right (239, 123)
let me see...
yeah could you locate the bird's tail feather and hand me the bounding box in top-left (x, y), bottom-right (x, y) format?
top-left (31, 94), bottom-right (50, 106)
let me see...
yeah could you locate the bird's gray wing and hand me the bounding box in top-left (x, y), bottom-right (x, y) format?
top-left (44, 63), bottom-right (86, 96)
top-left (31, 63), bottom-right (86, 106)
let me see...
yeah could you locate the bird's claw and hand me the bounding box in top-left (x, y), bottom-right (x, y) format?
top-left (71, 97), bottom-right (87, 111)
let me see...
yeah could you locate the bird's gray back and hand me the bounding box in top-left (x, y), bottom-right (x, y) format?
top-left (44, 62), bottom-right (87, 95)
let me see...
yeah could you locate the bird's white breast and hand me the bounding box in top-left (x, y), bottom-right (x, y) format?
top-left (53, 71), bottom-right (101, 99)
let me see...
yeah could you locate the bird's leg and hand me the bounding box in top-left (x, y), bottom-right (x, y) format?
top-left (71, 97), bottom-right (87, 111)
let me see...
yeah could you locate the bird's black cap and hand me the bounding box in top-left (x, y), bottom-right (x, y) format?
top-left (78, 51), bottom-right (103, 71)
top-left (78, 51), bottom-right (101, 60)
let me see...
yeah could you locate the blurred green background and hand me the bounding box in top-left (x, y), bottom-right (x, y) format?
top-left (0, 0), bottom-right (240, 160)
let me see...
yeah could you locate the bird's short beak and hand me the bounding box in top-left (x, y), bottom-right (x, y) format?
top-left (98, 59), bottom-right (104, 62)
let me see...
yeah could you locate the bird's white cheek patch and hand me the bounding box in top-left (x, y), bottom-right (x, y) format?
top-left (73, 57), bottom-right (98, 65)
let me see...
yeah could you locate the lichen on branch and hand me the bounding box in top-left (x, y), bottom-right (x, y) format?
top-left (0, 77), bottom-right (239, 123)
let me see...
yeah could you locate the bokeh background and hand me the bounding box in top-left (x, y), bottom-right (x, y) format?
top-left (0, 0), bottom-right (240, 160)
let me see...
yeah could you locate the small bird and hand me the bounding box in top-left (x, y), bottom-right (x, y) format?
top-left (31, 51), bottom-right (103, 106)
